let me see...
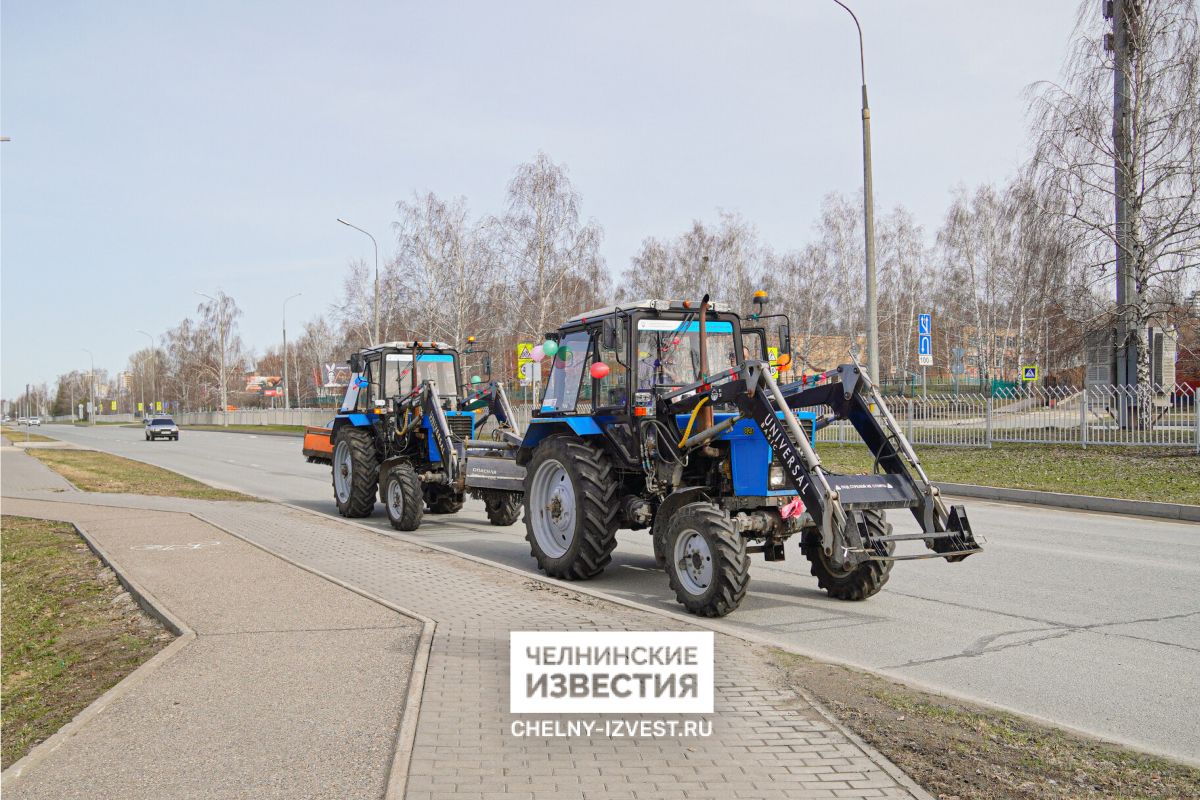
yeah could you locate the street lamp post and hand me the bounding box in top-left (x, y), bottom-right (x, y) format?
top-left (195, 291), bottom-right (229, 427)
top-left (136, 329), bottom-right (154, 418)
top-left (831, 0), bottom-right (879, 383)
top-left (282, 293), bottom-right (302, 410)
top-left (82, 348), bottom-right (95, 425)
top-left (337, 218), bottom-right (379, 344)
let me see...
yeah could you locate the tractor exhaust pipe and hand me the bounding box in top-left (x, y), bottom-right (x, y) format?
top-left (697, 289), bottom-right (714, 431)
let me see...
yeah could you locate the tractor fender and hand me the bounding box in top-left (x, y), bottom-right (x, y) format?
top-left (515, 417), bottom-right (603, 465)
top-left (650, 487), bottom-right (712, 567)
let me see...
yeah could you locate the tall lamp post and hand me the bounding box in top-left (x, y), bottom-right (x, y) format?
top-left (831, 0), bottom-right (879, 383)
top-left (82, 348), bottom-right (96, 425)
top-left (282, 293), bottom-right (302, 410)
top-left (337, 218), bottom-right (380, 344)
top-left (195, 291), bottom-right (229, 427)
top-left (136, 329), bottom-right (154, 418)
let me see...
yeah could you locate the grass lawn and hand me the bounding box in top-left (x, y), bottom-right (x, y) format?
top-left (816, 442), bottom-right (1200, 505)
top-left (28, 449), bottom-right (255, 501)
top-left (182, 423), bottom-right (307, 434)
top-left (1, 516), bottom-right (173, 768)
top-left (772, 651), bottom-right (1200, 800)
top-left (1, 426), bottom-right (56, 443)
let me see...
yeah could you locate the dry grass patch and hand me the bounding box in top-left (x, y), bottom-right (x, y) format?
top-left (1, 516), bottom-right (173, 767)
top-left (771, 651), bottom-right (1200, 800)
top-left (28, 449), bottom-right (254, 501)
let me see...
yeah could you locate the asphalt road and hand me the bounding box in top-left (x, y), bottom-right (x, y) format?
top-left (34, 423), bottom-right (1200, 765)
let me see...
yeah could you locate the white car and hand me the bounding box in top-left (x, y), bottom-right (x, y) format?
top-left (28, 417), bottom-right (41, 426)
top-left (16, 417), bottom-right (29, 425)
top-left (145, 417), bottom-right (179, 441)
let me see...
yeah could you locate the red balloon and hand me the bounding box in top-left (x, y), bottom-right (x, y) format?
top-left (589, 361), bottom-right (611, 380)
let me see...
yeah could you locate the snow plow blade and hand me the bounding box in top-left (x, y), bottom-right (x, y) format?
top-left (303, 426), bottom-right (333, 464)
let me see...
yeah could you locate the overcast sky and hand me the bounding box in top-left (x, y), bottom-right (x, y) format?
top-left (1, 0), bottom-right (1082, 399)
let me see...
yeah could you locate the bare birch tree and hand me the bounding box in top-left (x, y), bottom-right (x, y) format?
top-left (1029, 0), bottom-right (1200, 382)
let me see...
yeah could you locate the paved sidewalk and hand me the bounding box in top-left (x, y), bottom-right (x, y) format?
top-left (2, 451), bottom-right (419, 799)
top-left (3, 445), bottom-right (930, 800)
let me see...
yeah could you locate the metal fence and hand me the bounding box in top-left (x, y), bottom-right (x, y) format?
top-left (507, 382), bottom-right (1198, 451)
top-left (812, 383), bottom-right (1198, 450)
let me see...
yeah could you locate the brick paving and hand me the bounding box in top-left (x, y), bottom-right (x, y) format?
top-left (2, 444), bottom-right (928, 800)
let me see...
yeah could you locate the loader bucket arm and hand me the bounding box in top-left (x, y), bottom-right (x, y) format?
top-left (421, 379), bottom-right (458, 483)
top-left (397, 379), bottom-right (459, 484)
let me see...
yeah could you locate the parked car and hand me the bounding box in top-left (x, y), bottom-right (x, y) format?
top-left (145, 417), bottom-right (179, 441)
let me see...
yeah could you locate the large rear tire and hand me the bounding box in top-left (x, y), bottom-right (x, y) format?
top-left (523, 436), bottom-right (617, 580)
top-left (484, 491), bottom-right (522, 526)
top-left (384, 463), bottom-right (423, 531)
top-left (332, 427), bottom-right (378, 518)
top-left (426, 486), bottom-right (465, 514)
top-left (663, 501), bottom-right (750, 617)
top-left (802, 509), bottom-right (894, 600)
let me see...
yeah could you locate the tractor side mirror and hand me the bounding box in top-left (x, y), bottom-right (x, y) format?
top-left (349, 353), bottom-right (362, 374)
top-left (779, 324), bottom-right (792, 358)
top-left (601, 318), bottom-right (618, 351)
top-left (482, 354), bottom-right (492, 380)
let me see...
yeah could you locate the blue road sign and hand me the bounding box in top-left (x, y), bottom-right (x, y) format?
top-left (918, 314), bottom-right (931, 335)
top-left (918, 335), bottom-right (932, 356)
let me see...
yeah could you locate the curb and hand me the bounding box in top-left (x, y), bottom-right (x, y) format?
top-left (189, 511), bottom-right (435, 800)
top-left (0, 521), bottom-right (196, 787)
top-left (937, 482), bottom-right (1200, 522)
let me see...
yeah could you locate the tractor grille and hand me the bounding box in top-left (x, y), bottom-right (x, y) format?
top-left (447, 415), bottom-right (474, 442)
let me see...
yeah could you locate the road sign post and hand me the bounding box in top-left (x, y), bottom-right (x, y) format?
top-left (917, 314), bottom-right (932, 397)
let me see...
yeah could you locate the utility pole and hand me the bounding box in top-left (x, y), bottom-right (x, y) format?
top-left (137, 329), bottom-right (154, 418)
top-left (82, 350), bottom-right (96, 425)
top-left (283, 293), bottom-right (301, 410)
top-left (831, 1), bottom-right (879, 382)
top-left (337, 218), bottom-right (380, 345)
top-left (1108, 0), bottom-right (1138, 424)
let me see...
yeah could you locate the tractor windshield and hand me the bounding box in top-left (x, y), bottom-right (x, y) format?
top-left (385, 352), bottom-right (459, 398)
top-left (636, 319), bottom-right (737, 390)
top-left (540, 330), bottom-right (591, 413)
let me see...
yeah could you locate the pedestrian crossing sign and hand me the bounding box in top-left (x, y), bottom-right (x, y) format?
top-left (1022, 365), bottom-right (1038, 382)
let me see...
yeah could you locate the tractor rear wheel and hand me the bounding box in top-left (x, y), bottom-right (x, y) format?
top-left (384, 463), bottom-right (423, 531)
top-left (523, 436), bottom-right (617, 580)
top-left (664, 501), bottom-right (750, 617)
top-left (802, 509), bottom-right (895, 600)
top-left (425, 486), bottom-right (465, 514)
top-left (483, 491), bottom-right (522, 526)
top-left (332, 427), bottom-right (378, 518)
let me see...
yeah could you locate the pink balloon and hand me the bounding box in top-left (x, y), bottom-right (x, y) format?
top-left (589, 361), bottom-right (610, 380)
top-left (531, 345), bottom-right (545, 362)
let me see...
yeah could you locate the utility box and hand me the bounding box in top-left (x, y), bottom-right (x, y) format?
top-left (1085, 325), bottom-right (1177, 401)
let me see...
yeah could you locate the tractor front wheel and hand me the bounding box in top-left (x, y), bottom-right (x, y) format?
top-left (384, 463), bottom-right (423, 531)
top-left (802, 509), bottom-right (894, 600)
top-left (483, 491), bottom-right (522, 526)
top-left (523, 436), bottom-right (617, 580)
top-left (332, 427), bottom-right (378, 518)
top-left (664, 501), bottom-right (750, 617)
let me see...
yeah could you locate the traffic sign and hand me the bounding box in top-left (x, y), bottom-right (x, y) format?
top-left (917, 313), bottom-right (932, 366)
top-left (516, 342), bottom-right (535, 384)
top-left (1021, 365), bottom-right (1039, 382)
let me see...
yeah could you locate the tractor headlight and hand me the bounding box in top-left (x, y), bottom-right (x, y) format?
top-left (769, 464), bottom-right (786, 489)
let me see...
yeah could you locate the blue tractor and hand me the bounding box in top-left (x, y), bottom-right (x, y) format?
top-left (318, 340), bottom-right (522, 530)
top-left (502, 297), bottom-right (981, 617)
